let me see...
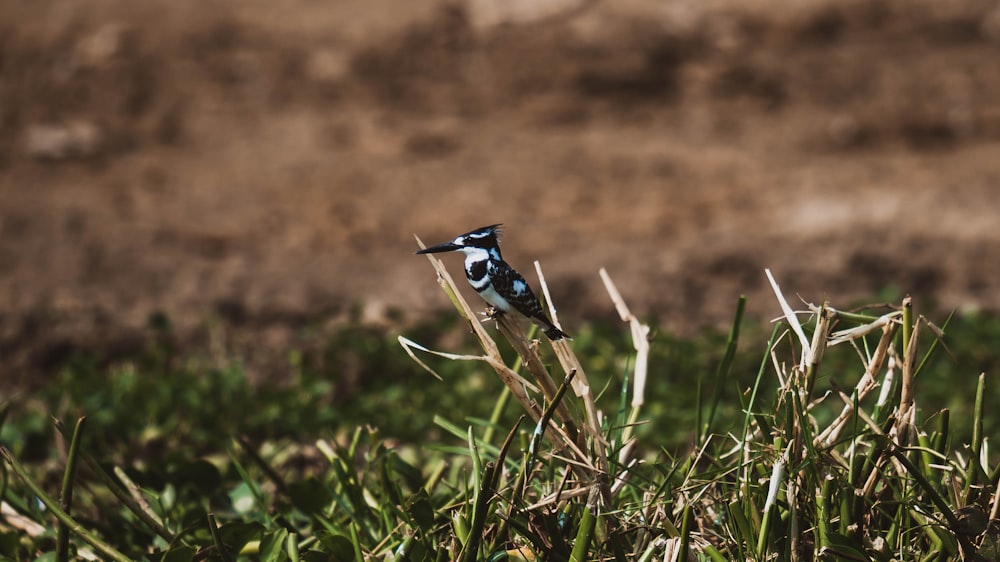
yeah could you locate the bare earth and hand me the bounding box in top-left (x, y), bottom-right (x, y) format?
top-left (3, 0), bottom-right (1000, 386)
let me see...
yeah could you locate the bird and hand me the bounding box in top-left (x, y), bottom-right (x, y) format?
top-left (416, 224), bottom-right (569, 341)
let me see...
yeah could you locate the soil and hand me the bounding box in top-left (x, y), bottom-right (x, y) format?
top-left (3, 0), bottom-right (1000, 387)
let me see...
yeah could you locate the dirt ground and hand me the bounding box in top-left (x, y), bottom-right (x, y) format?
top-left (3, 0), bottom-right (1000, 386)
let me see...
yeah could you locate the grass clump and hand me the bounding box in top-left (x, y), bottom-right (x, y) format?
top-left (1, 255), bottom-right (997, 560)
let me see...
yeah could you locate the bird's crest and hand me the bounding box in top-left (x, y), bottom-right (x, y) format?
top-left (457, 224), bottom-right (503, 260)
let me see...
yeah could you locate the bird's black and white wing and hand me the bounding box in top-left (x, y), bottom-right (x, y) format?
top-left (488, 261), bottom-right (568, 340)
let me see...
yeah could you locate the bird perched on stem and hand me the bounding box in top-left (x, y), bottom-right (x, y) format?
top-left (416, 224), bottom-right (569, 341)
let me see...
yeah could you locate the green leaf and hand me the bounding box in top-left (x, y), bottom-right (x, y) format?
top-left (405, 488), bottom-right (436, 530)
top-left (287, 477), bottom-right (333, 515)
top-left (390, 456), bottom-right (426, 491)
top-left (261, 529), bottom-right (289, 562)
top-left (159, 545), bottom-right (197, 562)
top-left (316, 533), bottom-right (357, 561)
top-left (301, 551), bottom-right (337, 562)
top-left (218, 521), bottom-right (265, 554)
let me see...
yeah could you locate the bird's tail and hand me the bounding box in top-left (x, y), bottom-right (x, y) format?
top-left (545, 326), bottom-right (569, 341)
top-left (542, 323), bottom-right (569, 341)
top-left (526, 312), bottom-right (569, 341)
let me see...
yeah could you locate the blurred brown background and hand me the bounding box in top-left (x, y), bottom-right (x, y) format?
top-left (3, 0), bottom-right (1000, 383)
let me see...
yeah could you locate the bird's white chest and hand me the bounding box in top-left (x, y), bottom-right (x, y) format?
top-left (477, 283), bottom-right (512, 312)
top-left (462, 252), bottom-right (517, 312)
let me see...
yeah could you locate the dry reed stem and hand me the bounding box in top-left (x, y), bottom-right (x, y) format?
top-left (412, 236), bottom-right (552, 439)
top-left (411, 236), bottom-right (617, 488)
top-left (804, 303), bottom-right (832, 397)
top-left (991, 464), bottom-right (1000, 522)
top-left (892, 307), bottom-right (920, 447)
top-left (827, 310), bottom-right (901, 346)
top-left (529, 269), bottom-right (602, 452)
top-left (762, 274), bottom-right (968, 553)
top-left (411, 235), bottom-right (649, 504)
top-left (397, 337), bottom-right (539, 392)
top-left (599, 268), bottom-right (650, 409)
top-left (525, 485), bottom-right (590, 510)
top-left (861, 321), bottom-right (925, 497)
top-left (766, 268), bottom-right (811, 365)
top-left (550, 338), bottom-right (611, 497)
top-left (828, 381), bottom-right (886, 437)
top-left (531, 262), bottom-right (610, 497)
top-left (495, 313), bottom-right (580, 440)
top-left (534, 261), bottom-right (562, 332)
top-left (599, 268), bottom-right (649, 468)
top-left (815, 316), bottom-right (897, 448)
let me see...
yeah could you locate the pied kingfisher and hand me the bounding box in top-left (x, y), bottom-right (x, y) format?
top-left (416, 224), bottom-right (569, 341)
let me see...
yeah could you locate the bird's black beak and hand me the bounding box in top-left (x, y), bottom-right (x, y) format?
top-left (416, 242), bottom-right (462, 255)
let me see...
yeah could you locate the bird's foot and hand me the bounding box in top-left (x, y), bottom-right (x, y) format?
top-left (485, 306), bottom-right (506, 320)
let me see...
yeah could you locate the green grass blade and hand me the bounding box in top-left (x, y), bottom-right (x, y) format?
top-left (207, 512), bottom-right (235, 562)
top-left (349, 522), bottom-right (364, 562)
top-left (1, 447), bottom-right (132, 562)
top-left (678, 503), bottom-right (694, 562)
top-left (56, 416), bottom-right (86, 562)
top-left (740, 324), bottom-right (782, 494)
top-left (228, 444), bottom-right (271, 520)
top-left (702, 544), bottom-right (728, 562)
top-left (286, 532), bottom-right (300, 562)
top-left (459, 461), bottom-right (496, 562)
top-left (727, 500), bottom-right (755, 552)
top-left (52, 422), bottom-right (174, 542)
top-left (968, 372), bottom-right (987, 493)
top-left (701, 296), bottom-right (746, 444)
top-left (884, 441), bottom-right (973, 553)
top-left (569, 504), bottom-right (598, 562)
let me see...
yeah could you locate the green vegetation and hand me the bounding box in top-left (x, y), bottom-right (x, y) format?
top-left (2, 264), bottom-right (999, 561)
